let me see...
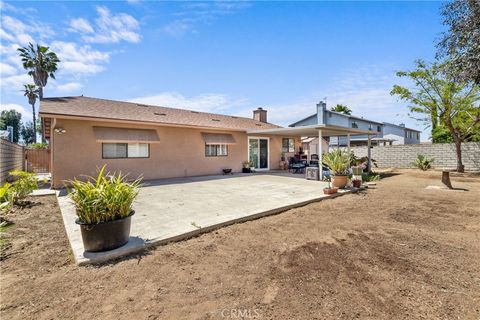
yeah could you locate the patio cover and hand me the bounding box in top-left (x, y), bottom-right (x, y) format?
top-left (93, 126), bottom-right (160, 143)
top-left (201, 132), bottom-right (236, 144)
top-left (247, 124), bottom-right (375, 137)
top-left (248, 124), bottom-right (376, 176)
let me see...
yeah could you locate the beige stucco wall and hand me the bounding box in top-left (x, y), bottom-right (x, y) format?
top-left (50, 118), bottom-right (300, 188)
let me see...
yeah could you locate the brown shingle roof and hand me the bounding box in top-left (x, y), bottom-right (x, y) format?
top-left (39, 96), bottom-right (281, 131)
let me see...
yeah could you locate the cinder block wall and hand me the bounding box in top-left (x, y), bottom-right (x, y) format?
top-left (345, 142), bottom-right (480, 171)
top-left (0, 139), bottom-right (25, 184)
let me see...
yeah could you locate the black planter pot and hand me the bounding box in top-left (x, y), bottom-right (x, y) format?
top-left (76, 211), bottom-right (134, 252)
top-left (242, 168), bottom-right (251, 173)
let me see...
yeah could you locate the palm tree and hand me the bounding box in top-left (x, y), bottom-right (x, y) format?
top-left (331, 104), bottom-right (353, 115)
top-left (22, 84), bottom-right (39, 143)
top-left (18, 43), bottom-right (60, 99)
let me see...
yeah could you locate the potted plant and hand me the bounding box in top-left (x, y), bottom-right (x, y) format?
top-left (322, 149), bottom-right (350, 189)
top-left (242, 161), bottom-right (253, 173)
top-left (69, 166), bottom-right (141, 252)
top-left (279, 152), bottom-right (287, 170)
top-left (351, 166), bottom-right (363, 176)
top-left (352, 178), bottom-right (362, 188)
top-left (322, 176), bottom-right (338, 195)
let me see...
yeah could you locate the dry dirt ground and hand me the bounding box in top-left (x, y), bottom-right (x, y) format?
top-left (1, 170), bottom-right (479, 320)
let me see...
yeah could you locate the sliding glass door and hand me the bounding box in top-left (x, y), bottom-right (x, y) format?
top-left (248, 137), bottom-right (269, 170)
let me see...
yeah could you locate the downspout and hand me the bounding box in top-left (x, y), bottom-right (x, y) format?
top-left (50, 118), bottom-right (56, 189)
top-left (367, 135), bottom-right (372, 172)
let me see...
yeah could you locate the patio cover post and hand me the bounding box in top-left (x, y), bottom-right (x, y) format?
top-left (318, 129), bottom-right (323, 181)
top-left (347, 134), bottom-right (351, 153)
top-left (367, 135), bottom-right (372, 172)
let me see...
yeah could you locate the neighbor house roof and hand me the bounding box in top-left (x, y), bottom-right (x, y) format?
top-left (382, 122), bottom-right (421, 132)
top-left (289, 110), bottom-right (384, 127)
top-left (39, 96), bottom-right (280, 132)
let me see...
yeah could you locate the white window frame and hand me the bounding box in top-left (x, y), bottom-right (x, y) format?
top-left (205, 143), bottom-right (228, 157)
top-left (282, 138), bottom-right (295, 153)
top-left (102, 143), bottom-right (150, 159)
top-left (247, 136), bottom-right (270, 171)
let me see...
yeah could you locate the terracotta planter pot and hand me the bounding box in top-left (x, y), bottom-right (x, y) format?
top-left (323, 187), bottom-right (338, 195)
top-left (331, 175), bottom-right (348, 188)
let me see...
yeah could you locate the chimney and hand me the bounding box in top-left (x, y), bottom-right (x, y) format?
top-left (399, 123), bottom-right (405, 127)
top-left (316, 101), bottom-right (326, 125)
top-left (253, 107), bottom-right (267, 123)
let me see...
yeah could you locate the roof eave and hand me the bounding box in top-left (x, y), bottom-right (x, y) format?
top-left (39, 112), bottom-right (276, 132)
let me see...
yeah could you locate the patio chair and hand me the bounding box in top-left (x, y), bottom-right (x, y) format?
top-left (310, 154), bottom-right (319, 166)
top-left (288, 157), bottom-right (307, 174)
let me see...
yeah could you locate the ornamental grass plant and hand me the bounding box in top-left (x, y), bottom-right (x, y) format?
top-left (68, 166), bottom-right (141, 224)
top-left (322, 149), bottom-right (350, 175)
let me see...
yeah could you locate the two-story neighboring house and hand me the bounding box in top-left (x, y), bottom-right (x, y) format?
top-left (290, 101), bottom-right (388, 148)
top-left (383, 122), bottom-right (420, 145)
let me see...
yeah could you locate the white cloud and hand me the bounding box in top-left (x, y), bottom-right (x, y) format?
top-left (236, 64), bottom-right (424, 134)
top-left (69, 6), bottom-right (141, 43)
top-left (1, 73), bottom-right (31, 90)
top-left (50, 41), bottom-right (110, 75)
top-left (1, 16), bottom-right (34, 44)
top-left (0, 62), bottom-right (17, 76)
top-left (163, 1), bottom-right (249, 38)
top-left (0, 14), bottom-right (54, 44)
top-left (163, 20), bottom-right (194, 38)
top-left (0, 1), bottom-right (36, 14)
top-left (0, 103), bottom-right (32, 120)
top-left (130, 92), bottom-right (248, 113)
top-left (55, 82), bottom-right (82, 93)
top-left (0, 5), bottom-right (115, 97)
top-left (68, 17), bottom-right (94, 34)
top-left (0, 43), bottom-right (24, 70)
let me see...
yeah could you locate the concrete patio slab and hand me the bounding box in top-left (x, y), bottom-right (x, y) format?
top-left (31, 189), bottom-right (56, 196)
top-left (56, 173), bottom-right (355, 265)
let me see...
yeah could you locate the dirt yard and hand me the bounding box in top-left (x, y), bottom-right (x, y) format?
top-left (1, 170), bottom-right (479, 320)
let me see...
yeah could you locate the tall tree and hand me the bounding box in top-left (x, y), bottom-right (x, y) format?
top-left (22, 84), bottom-right (39, 143)
top-left (437, 0), bottom-right (480, 84)
top-left (21, 121), bottom-right (36, 145)
top-left (331, 104), bottom-right (352, 115)
top-left (0, 110), bottom-right (23, 143)
top-left (17, 43), bottom-right (60, 99)
top-left (391, 60), bottom-right (480, 172)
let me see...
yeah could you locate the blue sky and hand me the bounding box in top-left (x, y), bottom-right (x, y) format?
top-left (1, 1), bottom-right (445, 140)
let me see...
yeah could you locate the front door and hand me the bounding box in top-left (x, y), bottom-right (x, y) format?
top-left (248, 137), bottom-right (269, 170)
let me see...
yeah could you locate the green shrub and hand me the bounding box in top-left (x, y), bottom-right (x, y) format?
top-left (9, 170), bottom-right (38, 203)
top-left (0, 183), bottom-right (13, 213)
top-left (362, 171), bottom-right (380, 182)
top-left (322, 149), bottom-right (350, 175)
top-left (0, 220), bottom-right (13, 247)
top-left (27, 142), bottom-right (49, 149)
top-left (69, 166), bottom-right (142, 224)
top-left (412, 154), bottom-right (434, 171)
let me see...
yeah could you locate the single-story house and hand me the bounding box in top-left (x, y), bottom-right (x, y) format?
top-left (39, 96), bottom-right (303, 188)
